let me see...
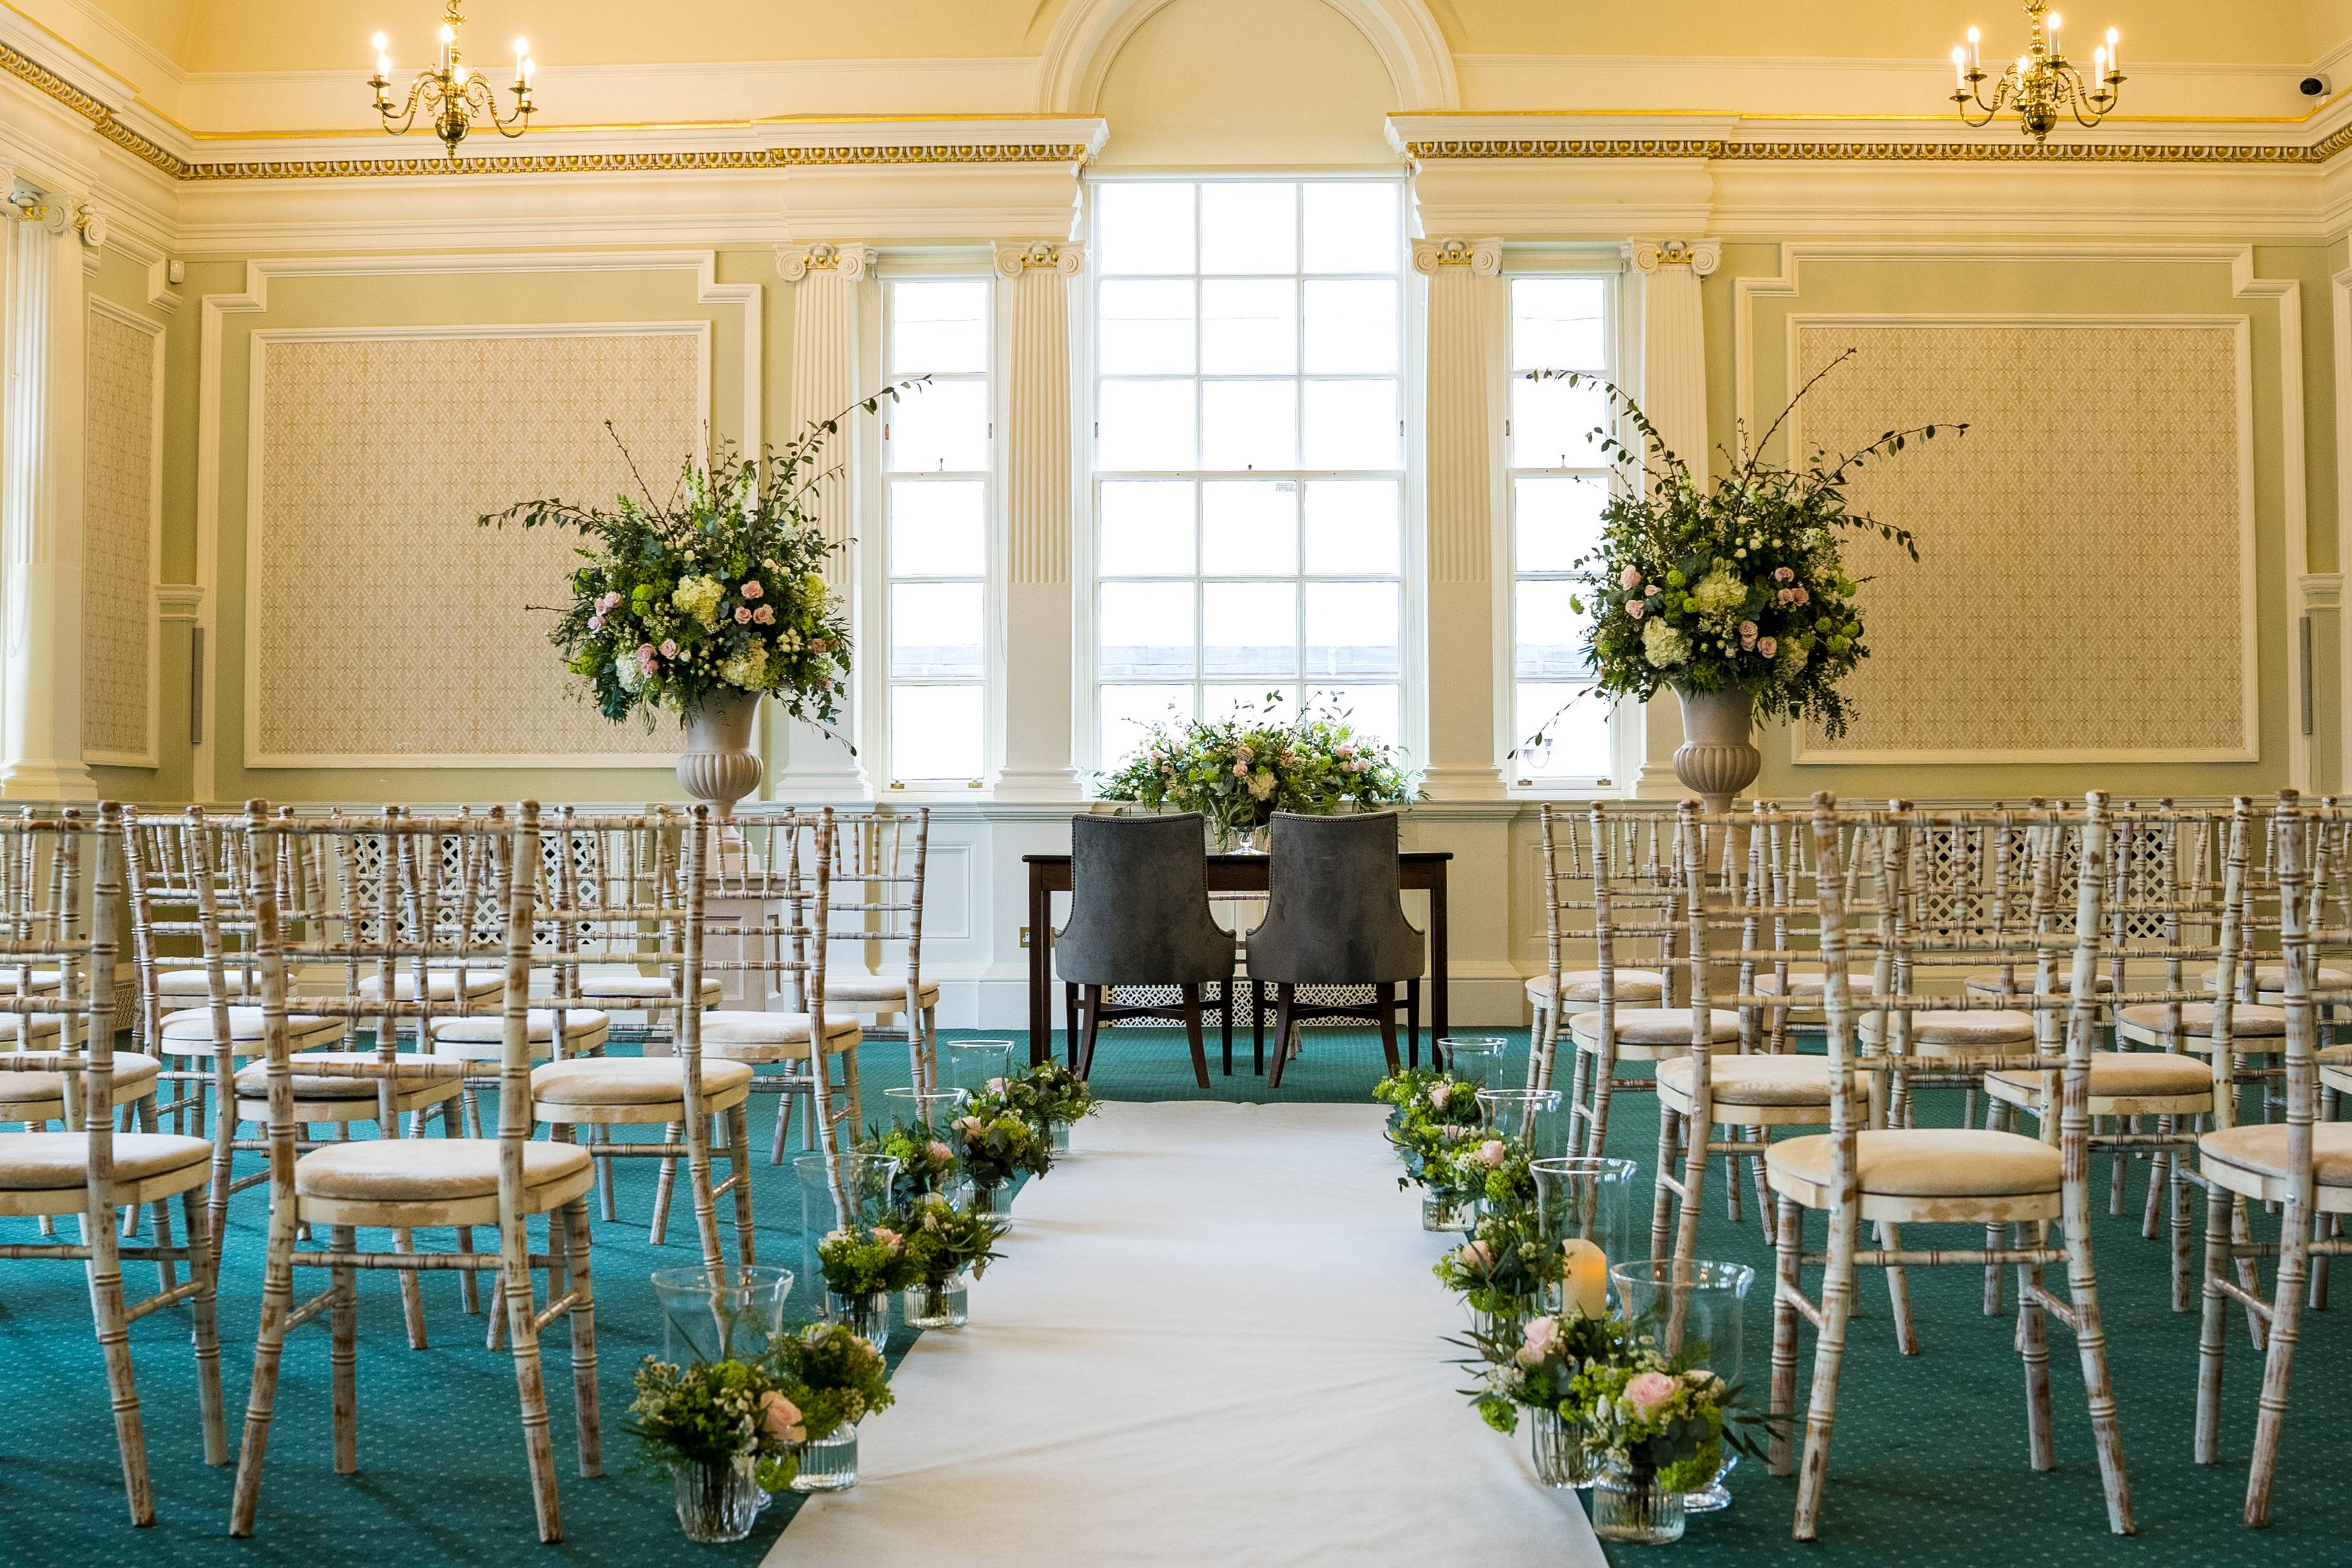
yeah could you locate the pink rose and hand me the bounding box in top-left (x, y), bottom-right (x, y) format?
top-left (587, 614), bottom-right (604, 631)
top-left (1757, 636), bottom-right (1777, 657)
top-left (1619, 566), bottom-right (1641, 591)
top-left (1738, 620), bottom-right (1758, 644)
top-left (1458, 1239), bottom-right (1492, 1269)
top-left (1234, 763), bottom-right (1249, 777)
top-left (810, 637), bottom-right (830, 652)
top-left (1427, 1084), bottom-right (1450, 1112)
top-left (1626, 1371), bottom-right (1678, 1412)
top-left (753, 605), bottom-right (775, 625)
top-left (1773, 567), bottom-right (1794, 583)
top-left (928, 1139), bottom-right (954, 1165)
top-left (1791, 585), bottom-right (1809, 606)
top-left (595, 591), bottom-right (622, 612)
top-left (872, 1226), bottom-right (902, 1251)
top-left (1626, 599), bottom-right (1645, 619)
top-left (1517, 1314), bottom-right (1558, 1367)
top-left (1644, 583), bottom-right (1660, 596)
top-left (1475, 1138), bottom-right (1509, 1170)
top-left (659, 639), bottom-right (679, 659)
top-left (741, 580), bottom-right (763, 600)
top-left (736, 607), bottom-right (753, 624)
top-left (987, 1077), bottom-right (1008, 1095)
top-left (758, 1391), bottom-right (805, 1443)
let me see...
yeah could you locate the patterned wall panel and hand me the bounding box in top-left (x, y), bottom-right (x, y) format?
top-left (1790, 319), bottom-right (2252, 760)
top-left (83, 304), bottom-right (160, 764)
top-left (249, 329), bottom-right (705, 761)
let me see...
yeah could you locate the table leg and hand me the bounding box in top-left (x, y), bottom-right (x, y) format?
top-left (1430, 865), bottom-right (1450, 1046)
top-left (1028, 870), bottom-right (1051, 1068)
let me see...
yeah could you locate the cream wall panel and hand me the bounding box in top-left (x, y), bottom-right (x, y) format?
top-left (1788, 316), bottom-right (2256, 764)
top-left (244, 324), bottom-right (705, 767)
top-left (81, 296), bottom-right (163, 767)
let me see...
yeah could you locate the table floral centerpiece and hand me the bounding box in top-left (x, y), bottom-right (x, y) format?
top-left (1096, 695), bottom-right (1416, 852)
top-left (1522, 351), bottom-right (1958, 810)
top-left (628, 1355), bottom-right (808, 1542)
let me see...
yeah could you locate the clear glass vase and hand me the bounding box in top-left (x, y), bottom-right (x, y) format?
top-left (1528, 1407), bottom-right (1595, 1489)
top-left (1684, 1450), bottom-right (1737, 1514)
top-left (790, 1424), bottom-right (860, 1492)
top-left (1050, 1120), bottom-right (1072, 1156)
top-left (826, 1288), bottom-right (892, 1343)
top-left (946, 1039), bottom-right (1016, 1098)
top-left (974, 1180), bottom-right (1013, 1229)
top-left (649, 1264), bottom-right (793, 1366)
top-left (673, 1453), bottom-right (764, 1542)
top-left (797, 1152), bottom-right (901, 1294)
top-left (1438, 1036), bottom-right (1510, 1090)
top-left (1593, 1460), bottom-right (1686, 1544)
top-left (904, 1272), bottom-right (970, 1329)
top-left (1421, 1192), bottom-right (1471, 1232)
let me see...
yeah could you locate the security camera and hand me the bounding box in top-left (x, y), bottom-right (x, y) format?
top-left (2301, 74), bottom-right (2333, 98)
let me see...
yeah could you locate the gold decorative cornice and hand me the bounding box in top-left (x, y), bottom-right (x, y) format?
top-left (1399, 135), bottom-right (2333, 167)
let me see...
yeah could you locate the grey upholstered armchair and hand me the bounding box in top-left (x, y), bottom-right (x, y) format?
top-left (1053, 813), bottom-right (1237, 1088)
top-left (1245, 811), bottom-right (1425, 1088)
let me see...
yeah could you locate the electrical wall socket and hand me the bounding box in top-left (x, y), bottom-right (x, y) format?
top-left (1018, 925), bottom-right (1031, 948)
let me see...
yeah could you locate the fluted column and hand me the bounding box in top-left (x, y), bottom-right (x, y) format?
top-left (0, 185), bottom-right (94, 800)
top-left (993, 239), bottom-right (1083, 800)
top-left (1413, 237), bottom-right (1505, 801)
top-left (774, 242), bottom-right (872, 800)
top-left (1629, 238), bottom-right (1721, 798)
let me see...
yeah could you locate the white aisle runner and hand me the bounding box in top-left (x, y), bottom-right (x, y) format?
top-left (773, 1100), bottom-right (1607, 1567)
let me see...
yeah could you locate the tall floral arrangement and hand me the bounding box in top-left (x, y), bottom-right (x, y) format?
top-left (1096, 694), bottom-right (1415, 841)
top-left (1530, 351), bottom-right (1959, 741)
top-left (480, 391), bottom-right (909, 730)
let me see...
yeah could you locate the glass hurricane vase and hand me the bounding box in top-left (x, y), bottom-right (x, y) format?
top-left (1420, 1192), bottom-right (1472, 1232)
top-left (789, 1424), bottom-right (860, 1492)
top-left (673, 1454), bottom-right (764, 1542)
top-left (1528, 1407), bottom-right (1596, 1490)
top-left (1593, 1460), bottom-right (1686, 1545)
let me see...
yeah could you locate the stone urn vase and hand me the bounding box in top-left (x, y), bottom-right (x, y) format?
top-left (1671, 686), bottom-right (1760, 813)
top-left (676, 690), bottom-right (763, 816)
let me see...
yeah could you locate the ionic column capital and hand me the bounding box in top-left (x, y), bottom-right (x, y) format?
top-left (994, 239), bottom-right (1084, 279)
top-left (1630, 237), bottom-right (1721, 277)
top-left (776, 242), bottom-right (872, 282)
top-left (1410, 237), bottom-right (1502, 277)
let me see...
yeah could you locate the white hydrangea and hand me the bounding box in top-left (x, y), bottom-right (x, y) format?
top-left (1641, 619), bottom-right (1692, 668)
top-left (719, 644), bottom-right (770, 691)
top-left (614, 656), bottom-right (644, 693)
top-left (671, 574), bottom-right (726, 631)
top-left (1687, 567), bottom-right (1748, 615)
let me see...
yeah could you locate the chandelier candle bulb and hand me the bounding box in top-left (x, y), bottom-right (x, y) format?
top-left (1968, 24), bottom-right (1981, 70)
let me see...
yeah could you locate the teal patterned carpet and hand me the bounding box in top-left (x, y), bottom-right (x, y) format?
top-left (2, 1027), bottom-right (2345, 1566)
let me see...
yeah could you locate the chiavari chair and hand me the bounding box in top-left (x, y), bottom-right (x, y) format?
top-left (230, 803), bottom-right (600, 1544)
top-left (0, 805), bottom-right (227, 1525)
top-left (814, 807), bottom-right (937, 1096)
top-left (1767, 793), bottom-right (2133, 1542)
top-left (1526, 803), bottom-right (1666, 1095)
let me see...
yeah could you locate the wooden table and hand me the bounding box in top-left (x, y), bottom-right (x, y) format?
top-left (1021, 850), bottom-right (1453, 1068)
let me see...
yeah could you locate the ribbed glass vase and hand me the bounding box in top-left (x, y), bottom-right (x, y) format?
top-left (789, 1425), bottom-right (860, 1493)
top-left (1593, 1460), bottom-right (1686, 1544)
top-left (672, 1454), bottom-right (763, 1542)
top-left (904, 1272), bottom-right (970, 1330)
top-left (1528, 1407), bottom-right (1595, 1490)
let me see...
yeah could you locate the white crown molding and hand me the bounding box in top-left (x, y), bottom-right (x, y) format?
top-left (1041, 0), bottom-right (1457, 113)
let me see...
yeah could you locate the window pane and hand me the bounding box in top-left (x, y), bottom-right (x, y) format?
top-left (1099, 279), bottom-right (1195, 375)
top-left (1512, 278), bottom-right (1608, 370)
top-left (1513, 683), bottom-right (1611, 777)
top-left (891, 582), bottom-right (984, 679)
top-left (889, 479), bottom-right (986, 577)
top-left (1101, 684), bottom-right (1193, 758)
top-left (1201, 381), bottom-right (1296, 471)
top-left (1512, 376), bottom-right (1609, 470)
top-left (1515, 475), bottom-right (1606, 574)
top-left (1201, 182), bottom-right (1295, 274)
top-left (889, 379), bottom-right (988, 473)
top-left (1202, 480), bottom-right (1296, 575)
top-left (891, 685), bottom-right (984, 780)
top-left (1303, 280), bottom-right (1396, 373)
top-left (1303, 184), bottom-right (1397, 273)
top-left (1100, 480), bottom-right (1195, 576)
top-left (1203, 684), bottom-right (1294, 725)
top-left (1309, 684), bottom-right (1399, 749)
top-left (1098, 182), bottom-right (1193, 275)
top-left (891, 279), bottom-right (988, 373)
top-left (1098, 379), bottom-right (1196, 470)
top-left (1099, 582), bottom-right (1194, 676)
top-left (1303, 479), bottom-right (1400, 575)
top-left (1301, 379), bottom-right (1398, 470)
top-left (1515, 580), bottom-right (1592, 679)
top-left (1304, 582), bottom-right (1398, 678)
top-left (1201, 280), bottom-right (1296, 375)
top-left (1202, 582), bottom-right (1296, 676)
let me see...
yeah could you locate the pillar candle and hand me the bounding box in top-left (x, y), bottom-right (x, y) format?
top-left (1562, 1237), bottom-right (1609, 1320)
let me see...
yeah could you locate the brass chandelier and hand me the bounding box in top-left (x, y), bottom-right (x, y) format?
top-left (366, 2), bottom-right (535, 160)
top-left (1950, 1), bottom-right (2126, 141)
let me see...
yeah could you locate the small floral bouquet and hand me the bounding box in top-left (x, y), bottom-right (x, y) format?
top-left (1096, 693), bottom-right (1415, 844)
top-left (1580, 1359), bottom-right (1744, 1494)
top-left (1428, 1133), bottom-right (1537, 1216)
top-left (627, 1354), bottom-right (807, 1495)
top-left (949, 1102), bottom-right (1054, 1195)
top-left (1463, 1309), bottom-right (1634, 1438)
top-left (894, 1192), bottom-right (1010, 1290)
top-left (768, 1320), bottom-right (896, 1443)
top-left (857, 1117), bottom-right (964, 1207)
top-left (1434, 1207), bottom-right (1566, 1328)
top-left (995, 1060), bottom-right (1098, 1132)
top-left (479, 391), bottom-right (910, 731)
top-left (1522, 351), bottom-right (1958, 744)
top-left (1374, 1068), bottom-right (1484, 1189)
top-left (816, 1224), bottom-right (919, 1302)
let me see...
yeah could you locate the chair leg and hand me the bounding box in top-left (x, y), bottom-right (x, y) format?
top-left (726, 1102), bottom-right (758, 1267)
top-left (1648, 1105), bottom-right (1681, 1267)
top-left (1266, 985), bottom-right (1298, 1090)
top-left (1180, 984), bottom-right (1211, 1090)
top-left (83, 1190), bottom-right (156, 1526)
top-left (1879, 1220), bottom-right (1919, 1355)
top-left (684, 1100), bottom-right (725, 1272)
top-left (1076, 986), bottom-right (1105, 1081)
top-left (1220, 982), bottom-right (1234, 1078)
top-left (502, 1227), bottom-right (564, 1544)
top-left (1065, 983), bottom-right (1080, 1069)
top-left (1792, 1203), bottom-right (1860, 1541)
top-left (1376, 982), bottom-right (1401, 1075)
top-left (770, 1083), bottom-right (793, 1165)
top-left (2018, 1219), bottom-right (2055, 1470)
top-left (1768, 1196), bottom-right (1803, 1476)
top-left (179, 1180), bottom-right (229, 1465)
top-left (561, 1196), bottom-right (603, 1477)
top-left (2244, 1193), bottom-right (2312, 1527)
top-left (649, 1122), bottom-right (682, 1247)
top-left (1250, 981), bottom-right (1264, 1076)
top-left (229, 1182), bottom-right (300, 1537)
top-left (1406, 978), bottom-right (1420, 1070)
top-left (391, 1226), bottom-right (428, 1351)
top-left (327, 1223), bottom-right (360, 1475)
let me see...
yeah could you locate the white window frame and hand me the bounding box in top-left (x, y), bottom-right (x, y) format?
top-left (1076, 172), bottom-right (1421, 781)
top-left (1499, 250), bottom-right (1639, 795)
top-left (860, 261), bottom-right (999, 794)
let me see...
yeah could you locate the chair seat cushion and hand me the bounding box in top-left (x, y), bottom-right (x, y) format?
top-left (428, 1009), bottom-right (609, 1062)
top-left (356, 971), bottom-right (505, 1003)
top-left (156, 969), bottom-right (257, 996)
top-left (1986, 1051), bottom-right (2214, 1101)
top-left (1964, 971), bottom-right (2116, 996)
top-left (1753, 969), bottom-right (1879, 999)
top-left (699, 1011), bottom-right (862, 1060)
top-left (825, 974), bottom-right (942, 1006)
top-left (1657, 1054), bottom-right (1832, 1107)
top-left (0, 1052), bottom-right (163, 1107)
top-left (158, 1007), bottom-right (342, 1053)
top-left (1567, 1007), bottom-right (1743, 1046)
top-left (1857, 1009), bottom-right (2036, 1053)
top-left (0, 1013), bottom-right (62, 1043)
top-left (0, 1130), bottom-right (211, 1191)
top-left (294, 1138), bottom-right (593, 1204)
top-left (2320, 1043), bottom-right (2352, 1067)
top-left (547, 969), bottom-right (722, 1004)
top-left (532, 1057), bottom-right (755, 1106)
top-left (0, 967), bottom-right (61, 991)
top-left (1768, 1128), bottom-right (2063, 1199)
top-left (2199, 1123), bottom-right (2352, 1190)
top-left (233, 1052), bottom-right (458, 1102)
top-left (2206, 963), bottom-right (2352, 997)
top-left (2118, 1001), bottom-right (2288, 1040)
top-left (1530, 969), bottom-right (1666, 1006)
